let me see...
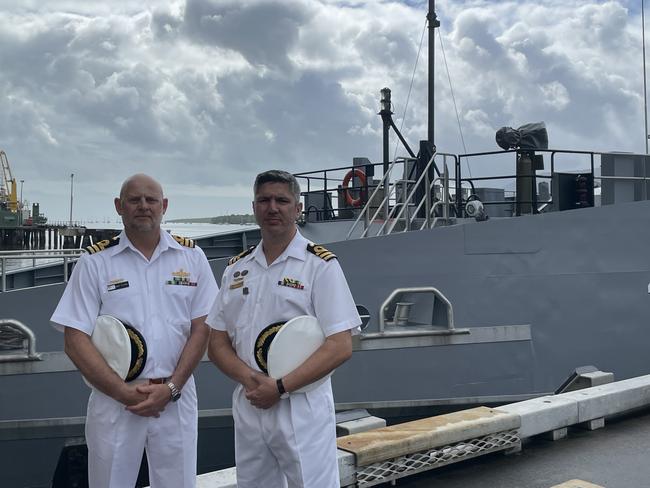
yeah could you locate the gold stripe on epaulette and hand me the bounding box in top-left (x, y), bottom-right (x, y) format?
top-left (84, 237), bottom-right (119, 254)
top-left (228, 245), bottom-right (256, 266)
top-left (172, 234), bottom-right (195, 248)
top-left (307, 243), bottom-right (337, 261)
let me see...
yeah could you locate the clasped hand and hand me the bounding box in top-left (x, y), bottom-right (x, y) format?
top-left (244, 371), bottom-right (280, 409)
top-left (122, 383), bottom-right (171, 418)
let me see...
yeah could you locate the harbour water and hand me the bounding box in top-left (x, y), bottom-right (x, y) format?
top-left (158, 222), bottom-right (257, 238)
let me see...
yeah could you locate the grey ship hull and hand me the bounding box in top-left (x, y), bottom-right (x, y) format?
top-left (2, 199), bottom-right (650, 486)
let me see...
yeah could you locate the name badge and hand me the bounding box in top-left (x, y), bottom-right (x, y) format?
top-left (107, 280), bottom-right (129, 292)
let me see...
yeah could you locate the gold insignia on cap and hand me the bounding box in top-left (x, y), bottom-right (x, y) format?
top-left (125, 326), bottom-right (146, 381)
top-left (123, 323), bottom-right (147, 382)
top-left (254, 322), bottom-right (285, 374)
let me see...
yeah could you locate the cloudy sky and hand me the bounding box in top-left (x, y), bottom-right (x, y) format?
top-left (0, 0), bottom-right (647, 222)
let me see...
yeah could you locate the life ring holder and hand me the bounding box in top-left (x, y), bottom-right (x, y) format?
top-left (342, 169), bottom-right (367, 208)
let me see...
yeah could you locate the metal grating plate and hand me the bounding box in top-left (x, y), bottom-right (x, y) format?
top-left (355, 429), bottom-right (520, 487)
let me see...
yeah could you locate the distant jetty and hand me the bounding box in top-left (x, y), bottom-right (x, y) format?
top-left (0, 225), bottom-right (118, 251)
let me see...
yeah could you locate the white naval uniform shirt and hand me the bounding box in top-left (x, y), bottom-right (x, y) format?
top-left (51, 230), bottom-right (218, 379)
top-left (207, 230), bottom-right (360, 373)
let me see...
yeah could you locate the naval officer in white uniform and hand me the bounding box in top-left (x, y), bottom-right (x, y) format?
top-left (51, 174), bottom-right (218, 488)
top-left (207, 169), bottom-right (361, 487)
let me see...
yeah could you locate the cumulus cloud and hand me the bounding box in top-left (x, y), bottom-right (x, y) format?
top-left (0, 0), bottom-right (647, 220)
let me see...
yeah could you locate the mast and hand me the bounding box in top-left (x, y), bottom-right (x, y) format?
top-left (641, 0), bottom-right (648, 154)
top-left (69, 173), bottom-right (74, 226)
top-left (427, 0), bottom-right (440, 145)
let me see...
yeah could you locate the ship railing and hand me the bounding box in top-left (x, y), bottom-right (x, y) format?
top-left (451, 148), bottom-right (599, 216)
top-left (378, 152), bottom-right (438, 236)
top-left (400, 148), bottom-right (650, 223)
top-left (406, 158), bottom-right (459, 231)
top-left (294, 154), bottom-right (458, 237)
top-left (351, 156), bottom-right (419, 238)
top-left (448, 148), bottom-right (581, 214)
top-left (0, 248), bottom-right (84, 292)
top-left (295, 159), bottom-right (407, 226)
top-left (347, 151), bottom-right (459, 239)
top-left (416, 165), bottom-right (451, 230)
top-left (343, 155), bottom-right (423, 239)
top-left (297, 148), bottom-right (650, 239)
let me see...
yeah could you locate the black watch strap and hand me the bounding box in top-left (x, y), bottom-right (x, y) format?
top-left (276, 378), bottom-right (286, 395)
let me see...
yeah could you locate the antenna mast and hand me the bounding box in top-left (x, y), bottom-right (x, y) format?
top-left (69, 173), bottom-right (74, 226)
top-left (641, 0), bottom-right (648, 154)
top-left (428, 0), bottom-right (440, 145)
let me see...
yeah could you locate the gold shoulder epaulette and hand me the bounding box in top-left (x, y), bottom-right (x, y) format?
top-left (85, 236), bottom-right (120, 254)
top-left (228, 245), bottom-right (256, 266)
top-left (307, 243), bottom-right (337, 262)
top-left (172, 234), bottom-right (195, 248)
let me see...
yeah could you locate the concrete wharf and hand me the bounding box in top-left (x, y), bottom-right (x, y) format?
top-left (194, 372), bottom-right (650, 488)
top-left (396, 408), bottom-right (650, 487)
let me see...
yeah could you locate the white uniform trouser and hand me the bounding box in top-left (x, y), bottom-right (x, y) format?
top-left (85, 377), bottom-right (197, 488)
top-left (233, 380), bottom-right (339, 488)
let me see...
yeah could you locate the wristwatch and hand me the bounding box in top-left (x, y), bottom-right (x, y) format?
top-left (276, 378), bottom-right (289, 399)
top-left (167, 381), bottom-right (181, 402)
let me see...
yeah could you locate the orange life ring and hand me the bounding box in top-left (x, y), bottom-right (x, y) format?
top-left (342, 169), bottom-right (367, 208)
